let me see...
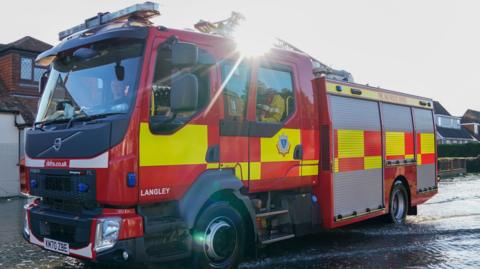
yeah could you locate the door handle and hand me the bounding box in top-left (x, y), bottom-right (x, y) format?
top-left (205, 144), bottom-right (219, 163)
top-left (293, 144), bottom-right (303, 160)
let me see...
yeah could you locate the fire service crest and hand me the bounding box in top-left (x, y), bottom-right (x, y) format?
top-left (277, 134), bottom-right (290, 156)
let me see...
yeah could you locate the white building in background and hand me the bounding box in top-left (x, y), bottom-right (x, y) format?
top-left (0, 36), bottom-right (52, 197)
top-left (0, 111), bottom-right (25, 197)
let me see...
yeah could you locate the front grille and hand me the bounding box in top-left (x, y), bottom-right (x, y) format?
top-left (30, 169), bottom-right (96, 204)
top-left (45, 176), bottom-right (72, 192)
top-left (43, 198), bottom-right (85, 213)
top-left (48, 222), bottom-right (76, 243)
top-left (30, 208), bottom-right (92, 249)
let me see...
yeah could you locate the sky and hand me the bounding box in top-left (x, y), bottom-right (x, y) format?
top-left (1, 0), bottom-right (478, 116)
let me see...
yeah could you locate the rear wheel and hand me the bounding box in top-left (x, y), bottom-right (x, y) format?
top-left (387, 181), bottom-right (409, 224)
top-left (192, 202), bottom-right (245, 269)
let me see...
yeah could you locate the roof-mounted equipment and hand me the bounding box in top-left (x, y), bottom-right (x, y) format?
top-left (58, 1), bottom-right (160, 41)
top-left (194, 12), bottom-right (354, 82)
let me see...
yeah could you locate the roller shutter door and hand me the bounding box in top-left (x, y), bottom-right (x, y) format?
top-left (329, 95), bottom-right (383, 219)
top-left (413, 108), bottom-right (436, 192)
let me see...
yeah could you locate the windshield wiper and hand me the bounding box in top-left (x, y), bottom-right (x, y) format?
top-left (34, 117), bottom-right (71, 131)
top-left (34, 112), bottom-right (125, 131)
top-left (65, 112), bottom-right (125, 128)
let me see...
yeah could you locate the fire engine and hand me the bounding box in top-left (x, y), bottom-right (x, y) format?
top-left (23, 2), bottom-right (438, 268)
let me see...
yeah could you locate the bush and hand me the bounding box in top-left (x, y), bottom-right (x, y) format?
top-left (437, 143), bottom-right (480, 158)
top-left (467, 158), bottom-right (480, 172)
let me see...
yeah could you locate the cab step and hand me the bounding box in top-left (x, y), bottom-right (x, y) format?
top-left (256, 209), bottom-right (289, 218)
top-left (260, 233), bottom-right (295, 244)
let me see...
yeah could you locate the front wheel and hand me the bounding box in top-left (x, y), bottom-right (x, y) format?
top-left (192, 202), bottom-right (245, 269)
top-left (387, 181), bottom-right (409, 224)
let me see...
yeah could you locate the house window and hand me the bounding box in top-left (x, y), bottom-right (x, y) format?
top-left (33, 67), bottom-right (45, 81)
top-left (20, 56), bottom-right (46, 83)
top-left (20, 57), bottom-right (33, 80)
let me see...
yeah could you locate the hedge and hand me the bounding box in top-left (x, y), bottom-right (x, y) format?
top-left (437, 143), bottom-right (480, 173)
top-left (467, 158), bottom-right (480, 173)
top-left (437, 143), bottom-right (480, 158)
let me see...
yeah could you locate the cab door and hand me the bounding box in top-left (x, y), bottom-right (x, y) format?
top-left (218, 59), bottom-right (252, 187)
top-left (247, 60), bottom-right (304, 192)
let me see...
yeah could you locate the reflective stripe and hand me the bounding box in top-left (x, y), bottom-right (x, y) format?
top-left (302, 160), bottom-right (319, 176)
top-left (140, 123), bottom-right (307, 180)
top-left (386, 132), bottom-right (405, 157)
top-left (420, 133), bottom-right (435, 154)
top-left (334, 129), bottom-right (382, 172)
top-left (139, 123), bottom-right (208, 166)
top-left (364, 156), bottom-right (382, 170)
top-left (337, 130), bottom-right (364, 158)
top-left (385, 131), bottom-right (415, 160)
top-left (417, 132), bottom-right (436, 165)
top-left (25, 152), bottom-right (109, 169)
top-left (326, 82), bottom-right (433, 109)
top-left (302, 165), bottom-right (318, 176)
top-left (219, 162), bottom-right (261, 180)
top-left (260, 128), bottom-right (300, 162)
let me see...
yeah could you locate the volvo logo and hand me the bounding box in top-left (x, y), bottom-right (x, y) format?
top-left (53, 138), bottom-right (62, 151)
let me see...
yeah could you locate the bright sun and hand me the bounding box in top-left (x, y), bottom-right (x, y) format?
top-left (232, 19), bottom-right (275, 57)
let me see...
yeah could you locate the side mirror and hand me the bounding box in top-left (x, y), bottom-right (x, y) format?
top-left (38, 70), bottom-right (50, 95)
top-left (172, 42), bottom-right (198, 67)
top-left (170, 73), bottom-right (198, 113)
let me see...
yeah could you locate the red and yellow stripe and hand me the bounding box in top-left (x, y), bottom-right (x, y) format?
top-left (416, 133), bottom-right (435, 165)
top-left (334, 129), bottom-right (382, 173)
top-left (385, 132), bottom-right (414, 160)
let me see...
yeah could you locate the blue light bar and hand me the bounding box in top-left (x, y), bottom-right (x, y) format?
top-left (58, 1), bottom-right (160, 41)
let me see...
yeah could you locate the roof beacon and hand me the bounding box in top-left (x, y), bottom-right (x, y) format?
top-left (58, 2), bottom-right (160, 41)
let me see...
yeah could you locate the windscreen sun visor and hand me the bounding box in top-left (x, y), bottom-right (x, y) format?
top-left (36, 27), bottom-right (148, 67)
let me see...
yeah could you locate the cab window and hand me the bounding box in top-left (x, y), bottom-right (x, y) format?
top-left (256, 67), bottom-right (295, 123)
top-left (150, 45), bottom-right (210, 133)
top-left (221, 62), bottom-right (250, 121)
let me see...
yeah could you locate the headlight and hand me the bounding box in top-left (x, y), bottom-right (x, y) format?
top-left (94, 217), bottom-right (121, 252)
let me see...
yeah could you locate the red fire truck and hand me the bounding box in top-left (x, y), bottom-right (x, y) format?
top-left (23, 2), bottom-right (437, 268)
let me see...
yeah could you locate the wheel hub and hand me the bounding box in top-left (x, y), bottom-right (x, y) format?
top-left (204, 218), bottom-right (237, 261)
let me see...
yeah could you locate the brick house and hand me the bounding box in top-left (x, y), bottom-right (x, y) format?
top-left (0, 36), bottom-right (52, 197)
top-left (461, 109), bottom-right (480, 141)
top-left (0, 36), bottom-right (52, 122)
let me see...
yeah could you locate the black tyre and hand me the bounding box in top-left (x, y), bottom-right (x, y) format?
top-left (192, 202), bottom-right (245, 269)
top-left (387, 181), bottom-right (409, 224)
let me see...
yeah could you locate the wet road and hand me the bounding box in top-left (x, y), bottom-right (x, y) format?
top-left (1, 175), bottom-right (479, 269)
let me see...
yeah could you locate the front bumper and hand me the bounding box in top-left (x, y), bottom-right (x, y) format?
top-left (23, 204), bottom-right (191, 264)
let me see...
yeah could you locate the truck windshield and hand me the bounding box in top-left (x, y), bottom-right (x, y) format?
top-left (35, 39), bottom-right (144, 125)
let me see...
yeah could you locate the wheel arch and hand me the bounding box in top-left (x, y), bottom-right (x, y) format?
top-left (178, 169), bottom-right (257, 251)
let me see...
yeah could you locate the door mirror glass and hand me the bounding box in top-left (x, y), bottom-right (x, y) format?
top-left (170, 73), bottom-right (199, 113)
top-left (172, 42), bottom-right (198, 67)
